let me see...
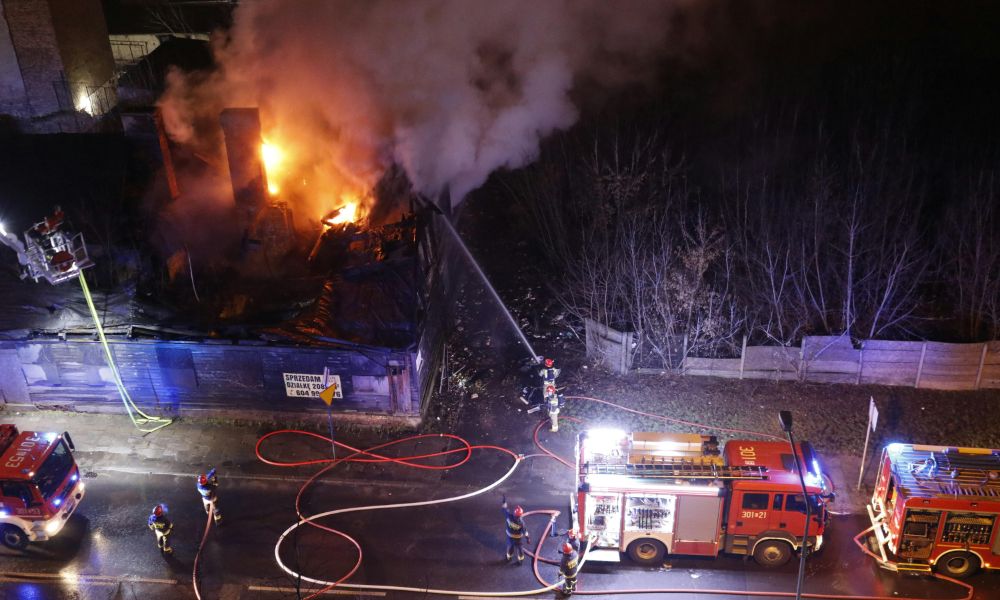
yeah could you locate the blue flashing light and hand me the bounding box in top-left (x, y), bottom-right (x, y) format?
top-left (811, 459), bottom-right (821, 477)
top-left (53, 498), bottom-right (62, 507)
top-left (887, 443), bottom-right (905, 456)
top-left (43, 432), bottom-right (58, 442)
top-left (70, 473), bottom-right (78, 482)
top-left (0, 509), bottom-right (8, 517)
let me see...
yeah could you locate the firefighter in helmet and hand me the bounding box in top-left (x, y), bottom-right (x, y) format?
top-left (196, 468), bottom-right (222, 525)
top-left (501, 495), bottom-right (530, 563)
top-left (549, 516), bottom-right (585, 553)
top-left (147, 504), bottom-right (173, 554)
top-left (559, 540), bottom-right (580, 595)
top-left (538, 357), bottom-right (560, 389)
top-left (546, 385), bottom-right (565, 432)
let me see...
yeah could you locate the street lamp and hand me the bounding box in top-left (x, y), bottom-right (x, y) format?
top-left (779, 410), bottom-right (809, 600)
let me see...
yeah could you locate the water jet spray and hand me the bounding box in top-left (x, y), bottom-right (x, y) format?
top-left (425, 198), bottom-right (540, 363)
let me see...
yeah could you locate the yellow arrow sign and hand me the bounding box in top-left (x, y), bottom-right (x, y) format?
top-left (320, 383), bottom-right (339, 406)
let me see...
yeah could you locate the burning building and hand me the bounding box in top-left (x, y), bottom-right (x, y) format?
top-left (0, 104), bottom-right (449, 424)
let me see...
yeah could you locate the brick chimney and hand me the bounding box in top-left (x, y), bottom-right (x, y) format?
top-left (220, 107), bottom-right (268, 231)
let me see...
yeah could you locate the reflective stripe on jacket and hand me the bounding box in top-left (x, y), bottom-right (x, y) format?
top-left (148, 515), bottom-right (173, 532)
top-left (505, 516), bottom-right (525, 538)
top-left (560, 550), bottom-right (579, 576)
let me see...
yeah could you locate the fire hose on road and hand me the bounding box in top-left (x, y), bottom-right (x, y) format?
top-left (239, 396), bottom-right (975, 600)
top-left (256, 431), bottom-right (576, 598)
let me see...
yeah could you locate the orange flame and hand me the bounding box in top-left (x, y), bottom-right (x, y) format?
top-left (329, 202), bottom-right (357, 224)
top-left (321, 195), bottom-right (360, 227)
top-left (261, 140), bottom-right (284, 195)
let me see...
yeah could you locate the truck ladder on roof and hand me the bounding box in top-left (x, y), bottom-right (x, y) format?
top-left (585, 460), bottom-right (768, 480)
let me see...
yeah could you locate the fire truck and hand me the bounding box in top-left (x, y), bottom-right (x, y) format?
top-left (866, 443), bottom-right (1000, 578)
top-left (0, 424), bottom-right (85, 549)
top-left (573, 429), bottom-right (831, 567)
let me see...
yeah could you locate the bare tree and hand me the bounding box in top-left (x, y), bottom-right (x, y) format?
top-left (943, 171), bottom-right (1000, 340)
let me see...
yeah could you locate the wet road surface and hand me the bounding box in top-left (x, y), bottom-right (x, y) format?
top-left (1, 441), bottom-right (996, 600)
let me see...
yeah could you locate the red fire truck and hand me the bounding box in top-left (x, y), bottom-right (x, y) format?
top-left (866, 443), bottom-right (1000, 578)
top-left (0, 424), bottom-right (85, 549)
top-left (573, 429), bottom-right (832, 567)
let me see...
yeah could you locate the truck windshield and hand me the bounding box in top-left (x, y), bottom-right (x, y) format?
top-left (32, 439), bottom-right (73, 499)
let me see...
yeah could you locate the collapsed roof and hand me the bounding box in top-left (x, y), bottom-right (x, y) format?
top-left (0, 134), bottom-right (423, 350)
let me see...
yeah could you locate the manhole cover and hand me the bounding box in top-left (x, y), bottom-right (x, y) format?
top-left (84, 471), bottom-right (98, 479)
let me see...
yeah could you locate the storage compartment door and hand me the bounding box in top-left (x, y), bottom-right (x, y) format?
top-left (673, 494), bottom-right (723, 556)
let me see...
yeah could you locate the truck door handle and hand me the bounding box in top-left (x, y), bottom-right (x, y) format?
top-left (736, 521), bottom-right (743, 526)
top-left (779, 522), bottom-right (787, 528)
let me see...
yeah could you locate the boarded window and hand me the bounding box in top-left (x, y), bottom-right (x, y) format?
top-left (352, 375), bottom-right (389, 394)
top-left (156, 347), bottom-right (197, 389)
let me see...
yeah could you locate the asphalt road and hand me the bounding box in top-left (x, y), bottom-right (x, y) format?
top-left (0, 428), bottom-right (996, 600)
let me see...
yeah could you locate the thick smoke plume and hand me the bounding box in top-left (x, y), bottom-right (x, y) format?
top-left (160, 0), bottom-right (678, 213)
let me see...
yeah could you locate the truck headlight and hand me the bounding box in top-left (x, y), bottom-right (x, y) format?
top-left (45, 520), bottom-right (62, 535)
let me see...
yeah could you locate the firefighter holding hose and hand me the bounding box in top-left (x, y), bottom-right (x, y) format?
top-left (538, 358), bottom-right (564, 432)
top-left (196, 468), bottom-right (223, 525)
top-left (501, 495), bottom-right (530, 564)
top-left (538, 357), bottom-right (560, 388)
top-left (148, 504), bottom-right (174, 554)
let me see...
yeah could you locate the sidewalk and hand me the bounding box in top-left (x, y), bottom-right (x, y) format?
top-left (0, 407), bottom-right (467, 491)
top-left (824, 452), bottom-right (872, 515)
top-left (0, 404), bottom-right (877, 515)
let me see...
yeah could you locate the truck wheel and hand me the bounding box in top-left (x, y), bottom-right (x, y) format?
top-left (627, 539), bottom-right (666, 565)
top-left (753, 539), bottom-right (793, 567)
top-left (936, 552), bottom-right (980, 579)
top-left (1, 525), bottom-right (28, 550)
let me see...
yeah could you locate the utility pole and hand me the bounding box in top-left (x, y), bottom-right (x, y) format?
top-left (321, 367), bottom-right (337, 460)
top-left (779, 410), bottom-right (809, 600)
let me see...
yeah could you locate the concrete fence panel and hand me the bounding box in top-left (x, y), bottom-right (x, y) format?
top-left (742, 346), bottom-right (799, 373)
top-left (585, 318), bottom-right (634, 375)
top-left (678, 335), bottom-right (1000, 391)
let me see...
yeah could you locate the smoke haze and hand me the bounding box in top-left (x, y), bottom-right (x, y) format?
top-left (159, 0), bottom-right (679, 210)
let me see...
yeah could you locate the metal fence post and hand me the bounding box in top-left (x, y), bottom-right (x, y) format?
top-left (914, 342), bottom-right (927, 388)
top-left (739, 335), bottom-right (747, 380)
top-left (975, 342), bottom-right (988, 389)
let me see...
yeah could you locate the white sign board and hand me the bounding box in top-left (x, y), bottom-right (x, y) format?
top-left (868, 396), bottom-right (879, 431)
top-left (283, 373), bottom-right (342, 398)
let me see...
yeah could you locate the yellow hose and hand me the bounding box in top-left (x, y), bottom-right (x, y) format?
top-left (79, 272), bottom-right (172, 433)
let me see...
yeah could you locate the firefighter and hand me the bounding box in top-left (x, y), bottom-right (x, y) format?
top-left (545, 385), bottom-right (564, 432)
top-left (33, 206), bottom-right (65, 237)
top-left (501, 496), bottom-right (530, 563)
top-left (538, 357), bottom-right (560, 389)
top-left (549, 517), bottom-right (585, 553)
top-left (147, 504), bottom-right (173, 554)
top-left (196, 468), bottom-right (222, 524)
top-left (559, 540), bottom-right (579, 596)
top-left (29, 206), bottom-right (70, 264)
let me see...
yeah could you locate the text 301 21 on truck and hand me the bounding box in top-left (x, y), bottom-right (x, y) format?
top-left (573, 429), bottom-right (834, 567)
top-left (0, 424), bottom-right (85, 549)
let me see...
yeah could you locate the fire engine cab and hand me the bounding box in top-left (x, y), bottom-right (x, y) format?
top-left (0, 424), bottom-right (85, 549)
top-left (867, 443), bottom-right (1000, 578)
top-left (574, 429), bottom-right (831, 567)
